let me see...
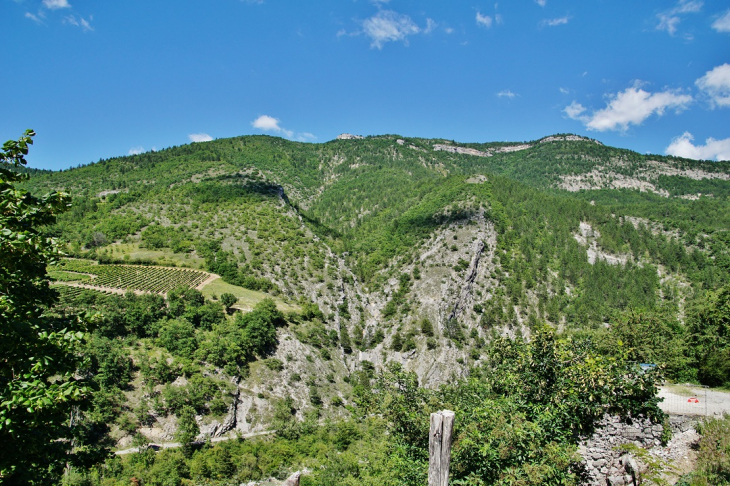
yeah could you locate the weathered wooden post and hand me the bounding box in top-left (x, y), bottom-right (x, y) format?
top-left (428, 410), bottom-right (455, 486)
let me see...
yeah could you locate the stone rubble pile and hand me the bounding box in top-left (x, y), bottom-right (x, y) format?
top-left (578, 414), bottom-right (696, 486)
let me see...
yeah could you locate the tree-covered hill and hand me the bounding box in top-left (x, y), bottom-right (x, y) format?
top-left (12, 131), bottom-right (730, 485)
top-left (25, 132), bottom-right (730, 303)
top-left (22, 132), bottom-right (730, 387)
top-left (19, 136), bottom-right (730, 371)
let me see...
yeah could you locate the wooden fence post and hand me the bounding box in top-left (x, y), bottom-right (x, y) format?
top-left (428, 410), bottom-right (455, 486)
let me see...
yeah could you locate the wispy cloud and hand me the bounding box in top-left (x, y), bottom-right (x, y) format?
top-left (656, 0), bottom-right (703, 35)
top-left (666, 132), bottom-right (730, 161)
top-left (536, 0), bottom-right (547, 6)
top-left (497, 90), bottom-right (517, 98)
top-left (64, 14), bottom-right (93, 32)
top-left (695, 63), bottom-right (730, 108)
top-left (362, 10), bottom-right (420, 49)
top-left (541, 16), bottom-right (569, 27)
top-left (424, 18), bottom-right (437, 34)
top-left (297, 133), bottom-right (317, 142)
top-left (188, 133), bottom-right (213, 143)
top-left (128, 146), bottom-right (145, 155)
top-left (476, 12), bottom-right (493, 28)
top-left (713, 10), bottom-right (730, 32)
top-left (43, 0), bottom-right (71, 9)
top-left (25, 12), bottom-right (44, 23)
top-left (559, 87), bottom-right (570, 94)
top-left (565, 84), bottom-right (693, 132)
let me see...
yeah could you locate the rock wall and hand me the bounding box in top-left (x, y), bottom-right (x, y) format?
top-left (578, 414), bottom-right (698, 486)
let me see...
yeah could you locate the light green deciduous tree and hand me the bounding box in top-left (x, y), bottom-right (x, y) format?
top-left (0, 130), bottom-right (90, 484)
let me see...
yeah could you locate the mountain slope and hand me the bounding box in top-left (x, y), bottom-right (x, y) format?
top-left (21, 133), bottom-right (730, 447)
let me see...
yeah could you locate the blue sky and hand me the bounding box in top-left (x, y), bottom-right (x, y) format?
top-left (3, 0), bottom-right (730, 170)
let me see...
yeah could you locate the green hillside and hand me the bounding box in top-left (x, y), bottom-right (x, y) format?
top-left (25, 133), bottom-right (730, 319)
top-left (11, 132), bottom-right (730, 485)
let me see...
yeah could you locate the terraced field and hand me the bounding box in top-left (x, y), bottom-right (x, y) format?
top-left (53, 259), bottom-right (212, 295)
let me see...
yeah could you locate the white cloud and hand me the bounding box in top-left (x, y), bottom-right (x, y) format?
top-left (665, 132), bottom-right (730, 161)
top-left (64, 14), bottom-right (93, 32)
top-left (542, 16), bottom-right (569, 27)
top-left (656, 0), bottom-right (703, 35)
top-left (25, 12), bottom-right (43, 23)
top-left (674, 0), bottom-right (703, 14)
top-left (128, 146), bottom-right (145, 155)
top-left (444, 26), bottom-right (454, 34)
top-left (424, 18), bottom-right (437, 34)
top-left (362, 10), bottom-right (420, 49)
top-left (476, 12), bottom-right (493, 28)
top-left (497, 90), bottom-right (516, 98)
top-left (297, 132), bottom-right (317, 142)
top-left (536, 0), bottom-right (546, 6)
top-left (559, 87), bottom-right (570, 94)
top-left (43, 0), bottom-right (70, 9)
top-left (564, 101), bottom-right (586, 119)
top-left (565, 86), bottom-right (693, 132)
top-left (713, 10), bottom-right (730, 32)
top-left (696, 63), bottom-right (730, 107)
top-left (251, 115), bottom-right (300, 139)
top-left (252, 115), bottom-right (283, 132)
top-left (656, 14), bottom-right (681, 35)
top-left (189, 133), bottom-right (213, 143)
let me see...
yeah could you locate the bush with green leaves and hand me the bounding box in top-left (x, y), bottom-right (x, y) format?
top-left (162, 375), bottom-right (231, 415)
top-left (157, 318), bottom-right (198, 359)
top-left (220, 292), bottom-right (237, 310)
top-left (176, 406), bottom-right (200, 458)
top-left (196, 298), bottom-right (284, 375)
top-left (364, 326), bottom-right (665, 486)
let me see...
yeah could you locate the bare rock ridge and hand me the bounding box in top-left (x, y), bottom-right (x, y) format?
top-left (558, 158), bottom-right (730, 197)
top-left (539, 134), bottom-right (602, 144)
top-left (447, 239), bottom-right (486, 323)
top-left (432, 134), bottom-right (598, 158)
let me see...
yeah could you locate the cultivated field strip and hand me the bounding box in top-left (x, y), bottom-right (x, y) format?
top-left (56, 259), bottom-right (210, 295)
top-left (52, 284), bottom-right (117, 300)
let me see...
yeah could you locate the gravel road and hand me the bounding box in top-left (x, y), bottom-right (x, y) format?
top-left (658, 385), bottom-right (730, 416)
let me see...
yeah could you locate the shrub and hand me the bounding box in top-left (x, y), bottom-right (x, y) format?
top-left (220, 292), bottom-right (237, 310)
top-left (420, 318), bottom-right (434, 337)
top-left (157, 318), bottom-right (198, 359)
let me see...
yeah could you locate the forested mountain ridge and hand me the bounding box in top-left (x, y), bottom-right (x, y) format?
top-left (19, 133), bottom-right (730, 455)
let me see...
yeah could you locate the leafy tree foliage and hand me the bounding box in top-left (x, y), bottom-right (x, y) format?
top-left (366, 326), bottom-right (664, 486)
top-left (176, 406), bottom-right (200, 458)
top-left (235, 298), bottom-right (283, 355)
top-left (686, 285), bottom-right (730, 387)
top-left (220, 292), bottom-right (237, 311)
top-left (0, 131), bottom-right (91, 483)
